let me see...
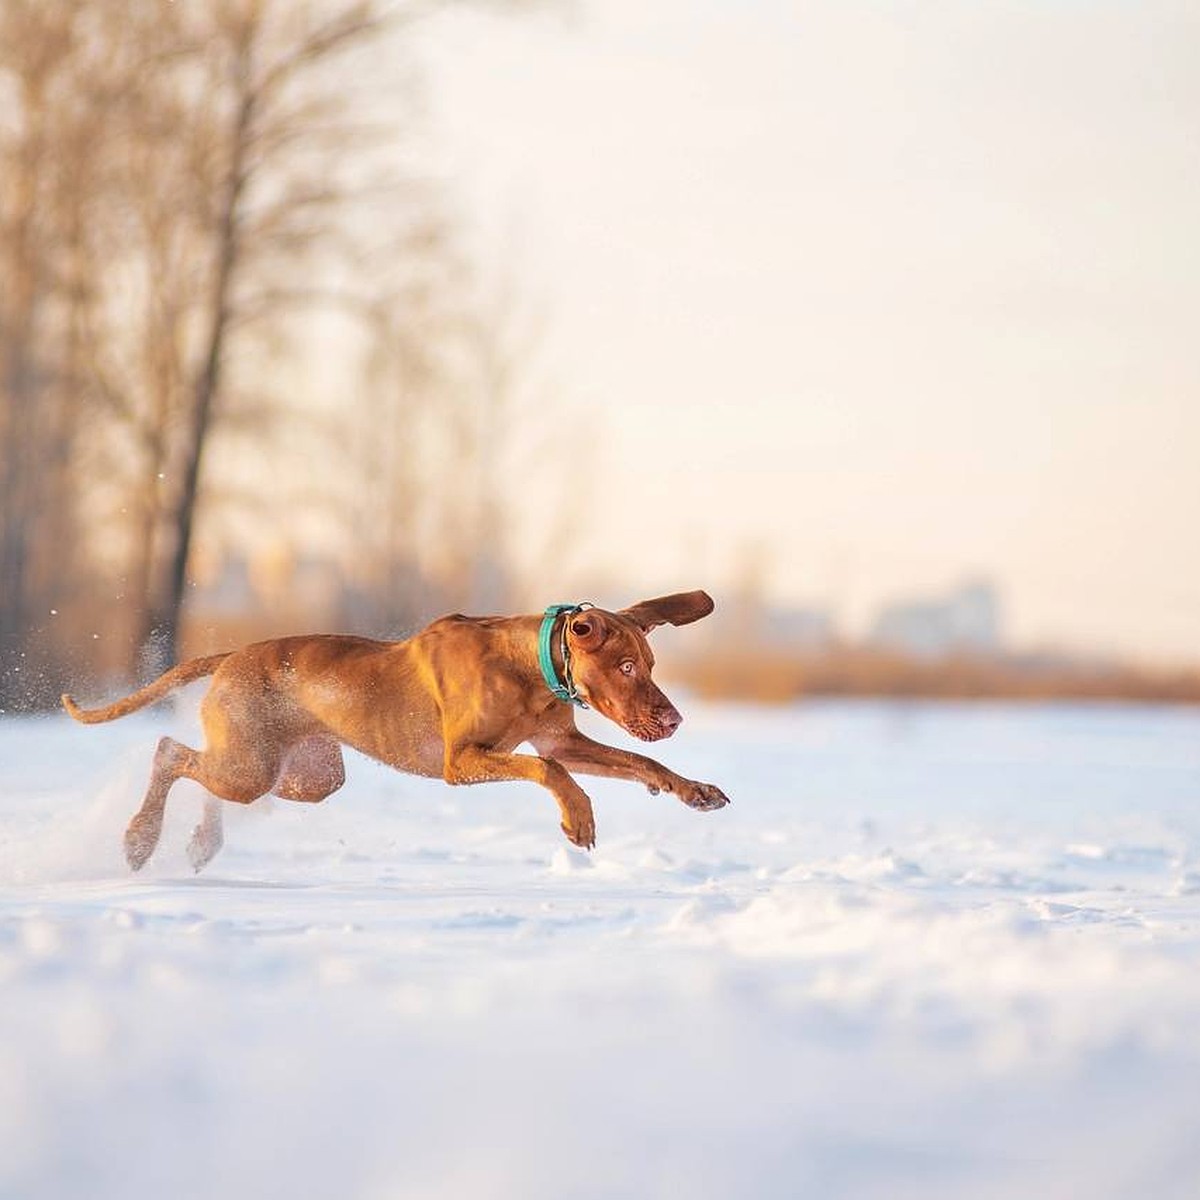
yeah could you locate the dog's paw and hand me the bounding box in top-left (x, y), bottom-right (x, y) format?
top-left (677, 780), bottom-right (730, 812)
top-left (123, 814), bottom-right (163, 872)
top-left (560, 803), bottom-right (596, 850)
top-left (558, 784), bottom-right (597, 850)
top-left (186, 799), bottom-right (225, 874)
top-left (561, 824), bottom-right (595, 851)
top-left (186, 822), bottom-right (223, 874)
top-left (561, 817), bottom-right (596, 850)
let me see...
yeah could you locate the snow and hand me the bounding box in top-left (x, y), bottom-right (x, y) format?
top-left (2, 699), bottom-right (1200, 1199)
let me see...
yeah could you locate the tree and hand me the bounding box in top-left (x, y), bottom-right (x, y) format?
top-left (353, 260), bottom-right (591, 624)
top-left (0, 2), bottom-right (103, 709)
top-left (70, 1), bottom-right (397, 675)
top-left (1, 0), bottom-right (550, 705)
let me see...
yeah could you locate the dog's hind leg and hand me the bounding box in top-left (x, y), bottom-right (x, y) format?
top-left (186, 794), bottom-right (225, 873)
top-left (124, 736), bottom-right (200, 871)
top-left (178, 736), bottom-right (339, 874)
top-left (273, 736), bottom-right (345, 803)
top-left (124, 711), bottom-right (280, 872)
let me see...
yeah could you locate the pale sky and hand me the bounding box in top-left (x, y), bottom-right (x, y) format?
top-left (410, 1), bottom-right (1200, 664)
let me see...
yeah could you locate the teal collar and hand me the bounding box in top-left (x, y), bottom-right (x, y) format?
top-left (538, 604), bottom-right (588, 706)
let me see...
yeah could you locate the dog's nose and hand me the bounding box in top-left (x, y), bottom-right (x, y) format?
top-left (658, 706), bottom-right (682, 735)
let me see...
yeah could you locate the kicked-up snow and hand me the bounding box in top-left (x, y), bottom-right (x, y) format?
top-left (2, 699), bottom-right (1200, 1199)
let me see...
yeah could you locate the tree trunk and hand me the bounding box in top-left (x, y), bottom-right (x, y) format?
top-left (0, 77), bottom-right (46, 709)
top-left (143, 80), bottom-right (255, 670)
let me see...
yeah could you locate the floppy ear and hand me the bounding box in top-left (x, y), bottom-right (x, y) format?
top-left (619, 590), bottom-right (714, 634)
top-left (568, 609), bottom-right (608, 652)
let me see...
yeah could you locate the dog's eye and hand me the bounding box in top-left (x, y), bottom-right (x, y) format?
top-left (620, 661), bottom-right (636, 676)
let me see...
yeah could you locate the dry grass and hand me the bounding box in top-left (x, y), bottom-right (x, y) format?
top-left (666, 646), bottom-right (1200, 705)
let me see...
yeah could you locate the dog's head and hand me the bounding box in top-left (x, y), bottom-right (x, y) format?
top-left (564, 590), bottom-right (713, 741)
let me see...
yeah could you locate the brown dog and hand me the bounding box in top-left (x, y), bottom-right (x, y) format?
top-left (62, 591), bottom-right (729, 872)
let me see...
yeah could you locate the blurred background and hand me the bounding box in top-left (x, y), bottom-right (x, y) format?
top-left (1, 0), bottom-right (1197, 711)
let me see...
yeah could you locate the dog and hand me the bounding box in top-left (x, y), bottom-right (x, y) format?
top-left (62, 591), bottom-right (730, 872)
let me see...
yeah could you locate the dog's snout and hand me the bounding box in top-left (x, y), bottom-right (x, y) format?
top-left (658, 706), bottom-right (682, 736)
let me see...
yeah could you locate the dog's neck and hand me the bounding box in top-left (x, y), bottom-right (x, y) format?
top-left (537, 604), bottom-right (587, 707)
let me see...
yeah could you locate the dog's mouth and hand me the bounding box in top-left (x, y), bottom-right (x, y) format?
top-left (622, 712), bottom-right (681, 743)
top-left (586, 688), bottom-right (681, 742)
top-left (630, 726), bottom-right (670, 743)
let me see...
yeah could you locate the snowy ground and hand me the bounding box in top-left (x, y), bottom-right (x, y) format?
top-left (2, 698), bottom-right (1200, 1200)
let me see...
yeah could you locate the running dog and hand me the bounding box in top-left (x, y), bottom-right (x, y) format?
top-left (62, 591), bottom-right (729, 871)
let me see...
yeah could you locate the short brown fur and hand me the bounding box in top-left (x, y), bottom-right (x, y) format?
top-left (62, 591), bottom-right (729, 872)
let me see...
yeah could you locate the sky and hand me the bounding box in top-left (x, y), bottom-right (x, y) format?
top-left (408, 1), bottom-right (1200, 664)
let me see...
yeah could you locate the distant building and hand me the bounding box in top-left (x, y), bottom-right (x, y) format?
top-left (704, 591), bottom-right (835, 652)
top-left (761, 604), bottom-right (835, 649)
top-left (871, 578), bottom-right (1003, 658)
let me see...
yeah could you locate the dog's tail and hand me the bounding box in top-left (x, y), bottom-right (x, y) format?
top-left (62, 653), bottom-right (232, 725)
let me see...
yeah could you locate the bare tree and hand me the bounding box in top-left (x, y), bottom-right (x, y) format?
top-left (1, 0), bottom-right (552, 704)
top-left (0, 3), bottom-right (104, 708)
top-left (354, 258), bottom-right (591, 623)
top-left (345, 207), bottom-right (471, 633)
top-left (63, 1), bottom-right (400, 675)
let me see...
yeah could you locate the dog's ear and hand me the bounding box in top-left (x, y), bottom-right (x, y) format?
top-left (568, 609), bottom-right (608, 651)
top-left (620, 590), bottom-right (714, 634)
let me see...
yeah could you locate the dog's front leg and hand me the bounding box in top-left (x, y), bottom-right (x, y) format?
top-left (531, 730), bottom-right (730, 813)
top-left (443, 744), bottom-right (597, 849)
